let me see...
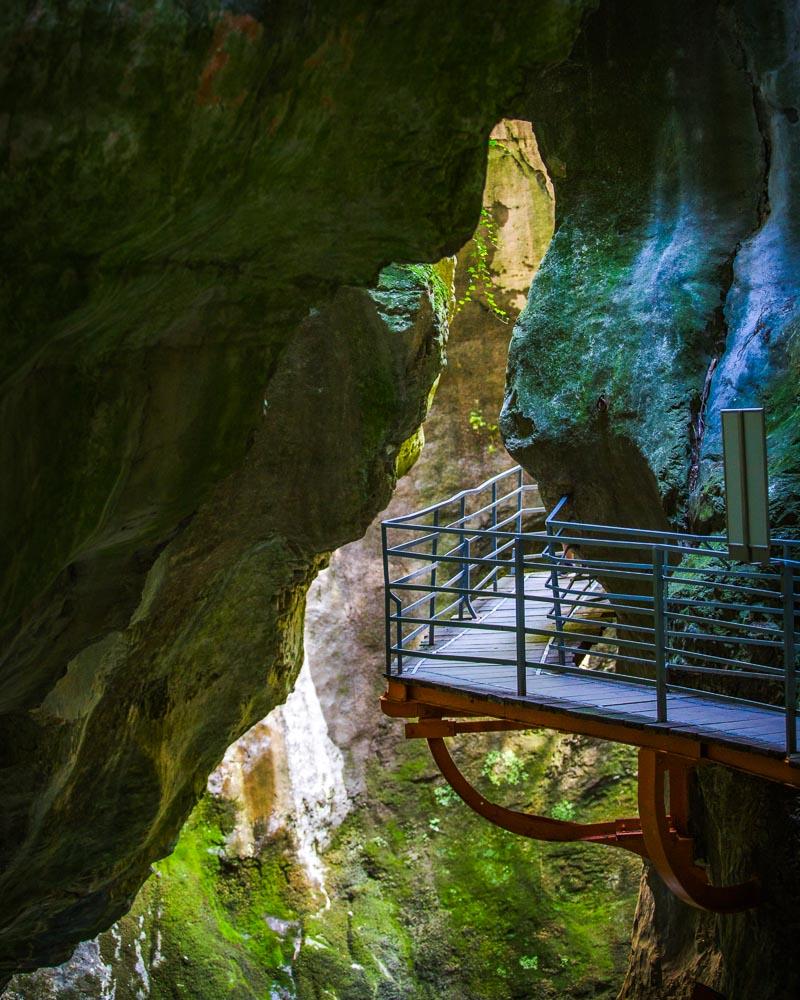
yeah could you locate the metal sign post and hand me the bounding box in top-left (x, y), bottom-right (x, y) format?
top-left (721, 407), bottom-right (770, 564)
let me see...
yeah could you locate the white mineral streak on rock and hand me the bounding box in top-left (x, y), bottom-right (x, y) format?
top-left (151, 927), bottom-right (164, 970)
top-left (207, 567), bottom-right (349, 898)
top-left (132, 917), bottom-right (150, 999)
top-left (269, 653), bottom-right (349, 896)
top-left (110, 924), bottom-right (122, 963)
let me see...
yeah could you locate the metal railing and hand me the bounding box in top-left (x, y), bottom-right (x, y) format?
top-left (382, 467), bottom-right (800, 755)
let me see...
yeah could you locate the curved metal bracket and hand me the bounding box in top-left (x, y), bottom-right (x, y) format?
top-left (637, 749), bottom-right (760, 913)
top-left (422, 733), bottom-right (761, 912)
top-left (427, 736), bottom-right (647, 857)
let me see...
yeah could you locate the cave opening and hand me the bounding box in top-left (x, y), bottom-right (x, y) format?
top-left (6, 4), bottom-right (800, 998)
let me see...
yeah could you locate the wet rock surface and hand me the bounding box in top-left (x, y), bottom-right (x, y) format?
top-left (0, 261), bottom-right (446, 980)
top-left (502, 0), bottom-right (799, 534)
top-left (4, 0), bottom-right (800, 994)
top-left (4, 112), bottom-right (643, 1000)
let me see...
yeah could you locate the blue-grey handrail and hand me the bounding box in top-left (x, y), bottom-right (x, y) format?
top-left (383, 466), bottom-right (525, 525)
top-left (383, 468), bottom-right (800, 756)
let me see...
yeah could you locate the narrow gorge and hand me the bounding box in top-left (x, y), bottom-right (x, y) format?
top-left (2, 3), bottom-right (800, 999)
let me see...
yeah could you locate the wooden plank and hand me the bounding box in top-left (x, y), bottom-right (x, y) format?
top-left (417, 663), bottom-right (513, 675)
top-left (679, 717), bottom-right (785, 739)
top-left (440, 633), bottom-right (522, 644)
top-left (666, 703), bottom-right (769, 725)
top-left (423, 666), bottom-right (517, 679)
top-left (524, 679), bottom-right (639, 702)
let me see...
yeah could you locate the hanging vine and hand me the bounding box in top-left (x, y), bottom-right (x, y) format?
top-left (455, 206), bottom-right (509, 324)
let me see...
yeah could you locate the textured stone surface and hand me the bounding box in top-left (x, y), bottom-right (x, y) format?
top-left (502, 0), bottom-right (798, 533)
top-left (0, 261), bottom-right (446, 982)
top-left (2, 116), bottom-right (642, 1000)
top-left (0, 0), bottom-right (601, 978)
top-left (499, 2), bottom-right (800, 997)
top-left (4, 0), bottom-right (800, 990)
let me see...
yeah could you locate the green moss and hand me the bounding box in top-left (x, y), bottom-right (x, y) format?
top-left (403, 261), bottom-right (455, 328)
top-left (291, 730), bottom-right (639, 1000)
top-left (394, 426), bottom-right (425, 479)
top-left (116, 795), bottom-right (310, 999)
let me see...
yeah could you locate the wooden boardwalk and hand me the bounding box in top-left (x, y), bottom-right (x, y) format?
top-left (402, 573), bottom-right (799, 767)
top-left (383, 471), bottom-right (800, 905)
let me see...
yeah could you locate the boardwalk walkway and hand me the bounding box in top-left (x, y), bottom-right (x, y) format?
top-left (404, 573), bottom-right (798, 768)
top-left (382, 468), bottom-right (800, 908)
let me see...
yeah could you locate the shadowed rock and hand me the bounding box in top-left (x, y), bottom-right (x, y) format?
top-left (0, 0), bottom-right (592, 980)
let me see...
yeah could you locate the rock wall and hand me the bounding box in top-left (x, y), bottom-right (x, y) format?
top-left (5, 116), bottom-right (644, 1000)
top-left (5, 0), bottom-right (799, 992)
top-left (500, 2), bottom-right (800, 997)
top-left (1, 260), bottom-right (447, 984)
top-left (0, 1), bottom-right (595, 980)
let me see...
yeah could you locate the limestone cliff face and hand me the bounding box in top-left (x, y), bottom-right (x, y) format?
top-left (4, 0), bottom-right (798, 991)
top-left (0, 1), bottom-right (599, 979)
top-left (5, 115), bottom-right (643, 1000)
top-left (500, 2), bottom-right (800, 997)
top-left (1, 262), bottom-right (447, 983)
top-left (502, 0), bottom-right (799, 533)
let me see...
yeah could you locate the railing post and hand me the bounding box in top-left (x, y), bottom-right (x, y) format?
top-left (516, 466), bottom-right (523, 534)
top-left (782, 553), bottom-right (796, 756)
top-left (427, 508), bottom-right (439, 645)
top-left (515, 536), bottom-right (527, 696)
top-left (546, 518), bottom-right (566, 667)
top-left (382, 523), bottom-right (393, 675)
top-left (391, 594), bottom-right (403, 675)
top-left (459, 536), bottom-right (472, 620)
top-left (653, 547), bottom-right (668, 723)
top-left (491, 481), bottom-right (498, 592)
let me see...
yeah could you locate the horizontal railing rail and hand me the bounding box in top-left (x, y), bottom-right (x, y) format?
top-left (383, 467), bottom-right (800, 755)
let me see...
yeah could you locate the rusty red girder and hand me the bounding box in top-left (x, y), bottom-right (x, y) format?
top-left (401, 710), bottom-right (760, 913)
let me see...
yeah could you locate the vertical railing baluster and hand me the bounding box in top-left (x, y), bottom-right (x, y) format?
top-left (458, 494), bottom-right (469, 619)
top-left (516, 466), bottom-right (523, 533)
top-left (653, 547), bottom-right (667, 723)
top-left (427, 508), bottom-right (439, 645)
top-left (391, 594), bottom-right (403, 675)
top-left (382, 523), bottom-right (393, 675)
top-left (782, 551), bottom-right (796, 756)
top-left (515, 536), bottom-right (527, 696)
top-left (459, 536), bottom-right (472, 620)
top-left (491, 481), bottom-right (498, 592)
top-left (546, 517), bottom-right (566, 666)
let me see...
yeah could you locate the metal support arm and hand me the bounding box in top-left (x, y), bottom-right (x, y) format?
top-left (404, 715), bottom-right (761, 913)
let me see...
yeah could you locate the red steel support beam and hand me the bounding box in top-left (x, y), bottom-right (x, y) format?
top-left (391, 686), bottom-right (763, 912)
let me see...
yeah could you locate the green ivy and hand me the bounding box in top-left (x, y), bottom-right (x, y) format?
top-left (469, 407), bottom-right (500, 454)
top-left (434, 784), bottom-right (461, 807)
top-left (456, 207), bottom-right (510, 323)
top-left (551, 799), bottom-right (577, 821)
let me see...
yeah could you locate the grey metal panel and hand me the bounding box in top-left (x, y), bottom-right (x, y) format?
top-left (722, 407), bottom-right (770, 564)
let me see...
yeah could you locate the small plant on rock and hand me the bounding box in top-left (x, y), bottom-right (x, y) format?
top-left (434, 785), bottom-right (460, 808)
top-left (468, 407), bottom-right (500, 454)
top-left (482, 749), bottom-right (527, 787)
top-left (456, 207), bottom-right (509, 323)
top-left (551, 799), bottom-right (577, 821)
